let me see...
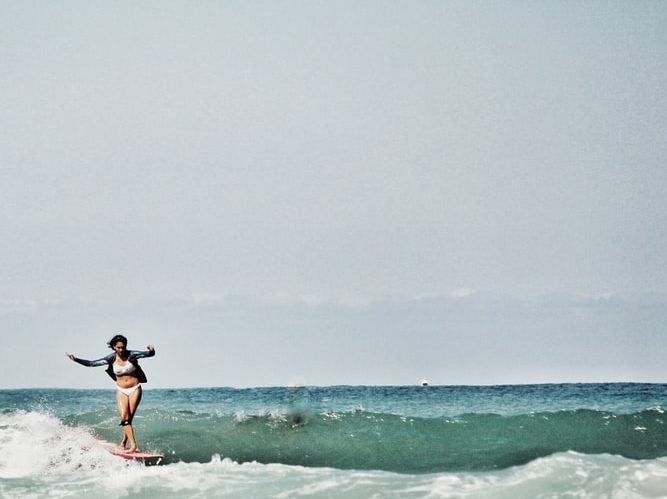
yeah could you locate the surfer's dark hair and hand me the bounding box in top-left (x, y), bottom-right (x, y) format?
top-left (108, 334), bottom-right (128, 349)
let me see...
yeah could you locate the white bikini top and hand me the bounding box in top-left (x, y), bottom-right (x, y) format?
top-left (113, 361), bottom-right (136, 376)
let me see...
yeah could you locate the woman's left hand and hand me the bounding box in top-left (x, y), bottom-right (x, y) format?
top-left (147, 344), bottom-right (155, 352)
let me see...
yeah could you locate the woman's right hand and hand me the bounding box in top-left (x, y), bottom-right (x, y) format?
top-left (65, 352), bottom-right (76, 360)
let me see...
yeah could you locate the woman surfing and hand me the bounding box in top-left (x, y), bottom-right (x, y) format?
top-left (66, 334), bottom-right (156, 452)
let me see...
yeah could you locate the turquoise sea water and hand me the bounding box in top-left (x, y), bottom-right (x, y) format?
top-left (2, 384), bottom-right (666, 497)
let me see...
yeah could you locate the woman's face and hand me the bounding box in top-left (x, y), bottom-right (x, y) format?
top-left (113, 341), bottom-right (127, 355)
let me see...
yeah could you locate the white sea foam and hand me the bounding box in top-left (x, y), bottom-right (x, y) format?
top-left (398, 452), bottom-right (667, 499)
top-left (0, 410), bottom-right (121, 479)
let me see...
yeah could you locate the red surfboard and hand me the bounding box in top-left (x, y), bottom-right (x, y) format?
top-left (97, 439), bottom-right (164, 465)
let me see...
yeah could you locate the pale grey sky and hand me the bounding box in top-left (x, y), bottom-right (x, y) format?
top-left (1, 1), bottom-right (666, 388)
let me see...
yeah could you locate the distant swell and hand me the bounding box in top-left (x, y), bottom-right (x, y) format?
top-left (71, 407), bottom-right (667, 472)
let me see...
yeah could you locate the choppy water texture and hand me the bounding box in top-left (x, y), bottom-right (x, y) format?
top-left (2, 384), bottom-right (667, 498)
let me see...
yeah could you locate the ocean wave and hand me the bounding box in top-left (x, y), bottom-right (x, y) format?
top-left (1, 411), bottom-right (667, 498)
top-left (36, 406), bottom-right (665, 472)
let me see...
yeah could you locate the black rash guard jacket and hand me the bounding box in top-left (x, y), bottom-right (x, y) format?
top-left (72, 350), bottom-right (155, 383)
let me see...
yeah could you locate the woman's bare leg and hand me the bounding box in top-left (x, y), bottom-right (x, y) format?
top-left (116, 390), bottom-right (130, 448)
top-left (116, 386), bottom-right (142, 450)
top-left (126, 386), bottom-right (143, 452)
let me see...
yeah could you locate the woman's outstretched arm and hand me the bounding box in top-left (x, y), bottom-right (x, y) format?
top-left (65, 352), bottom-right (113, 367)
top-left (129, 344), bottom-right (156, 359)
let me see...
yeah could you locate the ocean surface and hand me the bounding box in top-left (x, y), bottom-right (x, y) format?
top-left (1, 383), bottom-right (666, 498)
